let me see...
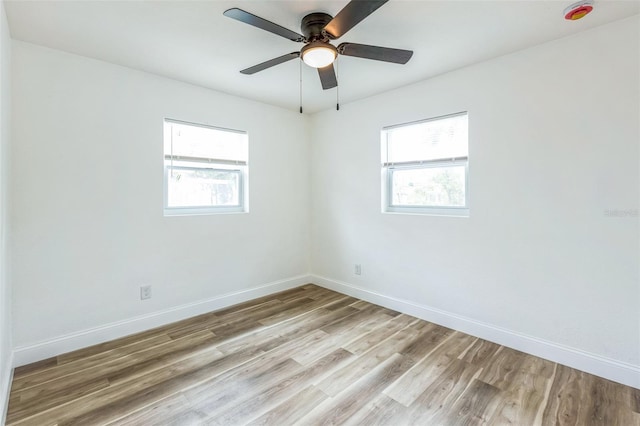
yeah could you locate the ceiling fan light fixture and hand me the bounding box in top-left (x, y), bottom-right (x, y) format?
top-left (301, 42), bottom-right (337, 68)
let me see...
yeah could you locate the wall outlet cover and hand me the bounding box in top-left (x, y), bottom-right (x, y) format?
top-left (140, 285), bottom-right (152, 300)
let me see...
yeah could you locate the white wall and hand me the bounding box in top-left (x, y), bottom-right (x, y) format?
top-left (10, 41), bottom-right (310, 359)
top-left (0, 1), bottom-right (11, 422)
top-left (310, 16), bottom-right (640, 383)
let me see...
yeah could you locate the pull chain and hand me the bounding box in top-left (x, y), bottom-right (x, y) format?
top-left (336, 57), bottom-right (340, 111)
top-left (299, 58), bottom-right (303, 114)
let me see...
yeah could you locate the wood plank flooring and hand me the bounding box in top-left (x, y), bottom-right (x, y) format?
top-left (6, 285), bottom-right (640, 425)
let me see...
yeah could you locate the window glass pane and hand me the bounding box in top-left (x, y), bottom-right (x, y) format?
top-left (386, 114), bottom-right (468, 163)
top-left (164, 121), bottom-right (247, 162)
top-left (391, 166), bottom-right (466, 207)
top-left (167, 167), bottom-right (240, 208)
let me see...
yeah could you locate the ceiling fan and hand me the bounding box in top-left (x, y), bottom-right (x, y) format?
top-left (223, 0), bottom-right (413, 92)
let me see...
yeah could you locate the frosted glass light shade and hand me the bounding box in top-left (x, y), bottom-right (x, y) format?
top-left (301, 42), bottom-right (337, 68)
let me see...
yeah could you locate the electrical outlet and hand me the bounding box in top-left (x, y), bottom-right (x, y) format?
top-left (140, 285), bottom-right (152, 300)
top-left (355, 264), bottom-right (362, 275)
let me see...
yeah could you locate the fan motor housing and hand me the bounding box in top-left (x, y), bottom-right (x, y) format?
top-left (301, 12), bottom-right (333, 41)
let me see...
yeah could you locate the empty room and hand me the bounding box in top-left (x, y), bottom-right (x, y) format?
top-left (0, 0), bottom-right (638, 424)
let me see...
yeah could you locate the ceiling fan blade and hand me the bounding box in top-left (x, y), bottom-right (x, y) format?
top-left (224, 8), bottom-right (305, 42)
top-left (240, 52), bottom-right (300, 75)
top-left (323, 0), bottom-right (388, 39)
top-left (338, 43), bottom-right (413, 64)
top-left (318, 64), bottom-right (338, 90)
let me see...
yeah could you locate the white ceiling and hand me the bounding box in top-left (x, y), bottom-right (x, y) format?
top-left (4, 0), bottom-right (639, 113)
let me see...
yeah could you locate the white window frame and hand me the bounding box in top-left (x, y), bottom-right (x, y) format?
top-left (163, 118), bottom-right (248, 216)
top-left (381, 112), bottom-right (469, 217)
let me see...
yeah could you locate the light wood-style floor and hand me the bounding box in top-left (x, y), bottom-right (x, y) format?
top-left (6, 285), bottom-right (640, 425)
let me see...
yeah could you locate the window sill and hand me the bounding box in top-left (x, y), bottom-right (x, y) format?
top-left (383, 207), bottom-right (469, 217)
top-left (164, 207), bottom-right (247, 217)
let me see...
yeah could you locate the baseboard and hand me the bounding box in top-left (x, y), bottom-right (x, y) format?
top-left (311, 274), bottom-right (640, 390)
top-left (13, 275), bottom-right (312, 367)
top-left (1, 351), bottom-right (14, 426)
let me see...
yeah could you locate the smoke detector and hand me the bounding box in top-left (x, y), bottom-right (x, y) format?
top-left (564, 0), bottom-right (594, 20)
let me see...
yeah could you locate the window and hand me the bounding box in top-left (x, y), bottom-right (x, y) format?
top-left (163, 119), bottom-right (248, 215)
top-left (382, 112), bottom-right (469, 216)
